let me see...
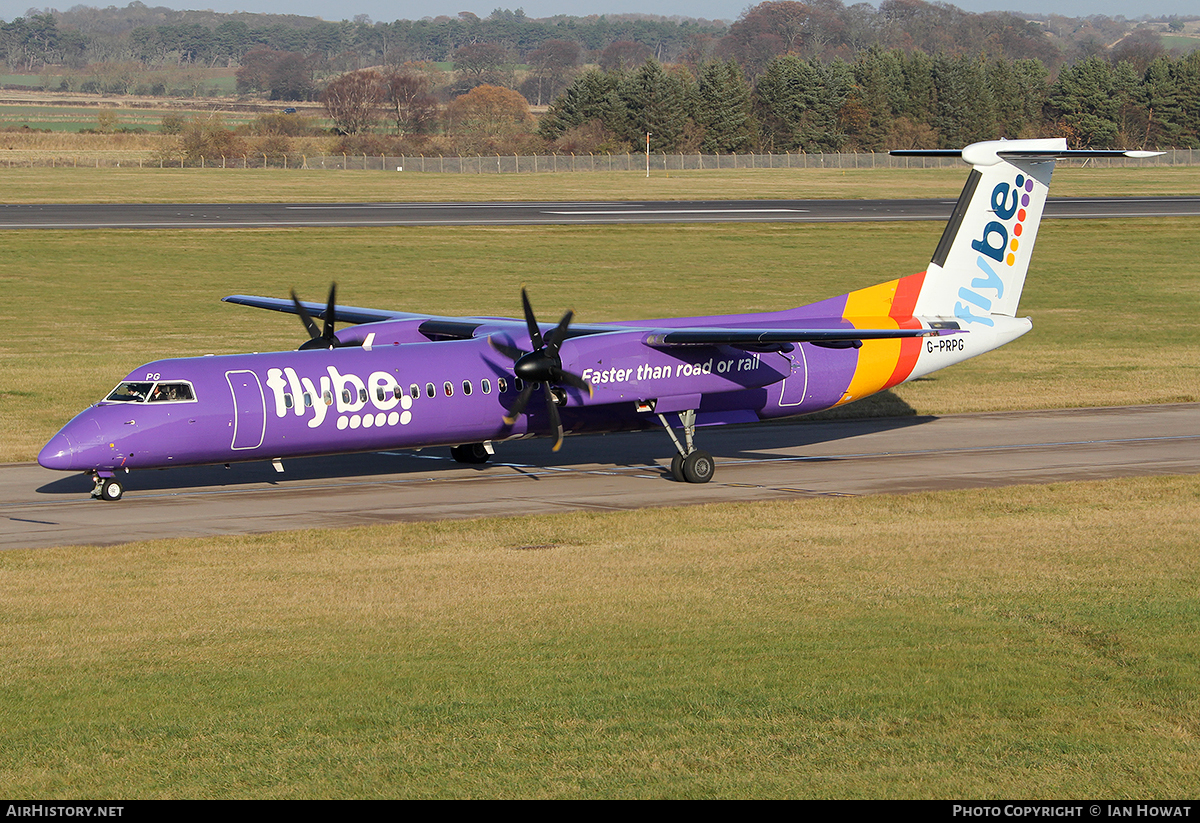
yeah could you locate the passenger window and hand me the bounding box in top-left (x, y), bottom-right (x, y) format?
top-left (341, 389), bottom-right (352, 405)
top-left (410, 384), bottom-right (420, 399)
top-left (481, 379), bottom-right (491, 394)
top-left (443, 381), bottom-right (454, 397)
top-left (462, 380), bottom-right (472, 396)
top-left (497, 377), bottom-right (508, 393)
top-left (323, 391), bottom-right (334, 406)
top-left (358, 388), bottom-right (368, 403)
top-left (393, 386), bottom-right (403, 401)
top-left (283, 393), bottom-right (294, 409)
top-left (426, 382), bottom-right (435, 398)
top-left (303, 392), bottom-right (313, 407)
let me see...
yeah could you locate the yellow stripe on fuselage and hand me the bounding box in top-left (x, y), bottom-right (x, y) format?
top-left (835, 279), bottom-right (902, 406)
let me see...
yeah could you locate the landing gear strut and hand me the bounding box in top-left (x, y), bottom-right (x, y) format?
top-left (658, 410), bottom-right (714, 484)
top-left (451, 442), bottom-right (493, 464)
top-left (91, 472), bottom-right (124, 501)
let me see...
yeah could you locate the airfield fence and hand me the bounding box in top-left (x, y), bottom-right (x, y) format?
top-left (3, 148), bottom-right (1199, 171)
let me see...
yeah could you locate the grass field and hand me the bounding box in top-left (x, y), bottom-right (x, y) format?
top-left (2, 166), bottom-right (1197, 798)
top-left (2, 475), bottom-right (1198, 797)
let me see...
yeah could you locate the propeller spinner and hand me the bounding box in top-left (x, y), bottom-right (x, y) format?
top-left (490, 288), bottom-right (593, 451)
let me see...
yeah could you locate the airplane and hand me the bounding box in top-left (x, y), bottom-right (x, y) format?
top-left (38, 138), bottom-right (1159, 500)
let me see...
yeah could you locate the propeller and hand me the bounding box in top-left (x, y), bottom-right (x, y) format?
top-left (291, 283), bottom-right (347, 350)
top-left (489, 288), bottom-right (593, 451)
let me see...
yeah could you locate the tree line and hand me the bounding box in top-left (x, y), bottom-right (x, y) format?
top-left (5, 1), bottom-right (1195, 79)
top-left (541, 48), bottom-right (1200, 152)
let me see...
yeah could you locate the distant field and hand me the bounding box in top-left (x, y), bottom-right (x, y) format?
top-left (1160, 34), bottom-right (1200, 53)
top-left (2, 474), bottom-right (1197, 797)
top-left (0, 165), bottom-right (1197, 203)
top-left (0, 102), bottom-right (257, 133)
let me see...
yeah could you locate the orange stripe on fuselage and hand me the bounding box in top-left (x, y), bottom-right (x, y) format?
top-left (885, 271), bottom-right (926, 389)
top-left (836, 271), bottom-right (927, 405)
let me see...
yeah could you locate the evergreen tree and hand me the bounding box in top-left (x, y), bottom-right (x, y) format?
top-left (1046, 56), bottom-right (1122, 148)
top-left (696, 60), bottom-right (756, 153)
top-left (932, 53), bottom-right (995, 148)
top-left (618, 59), bottom-right (696, 152)
top-left (755, 54), bottom-right (852, 152)
top-left (538, 69), bottom-right (626, 140)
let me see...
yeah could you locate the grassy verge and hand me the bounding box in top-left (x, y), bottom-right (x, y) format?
top-left (4, 219), bottom-right (1197, 462)
top-left (2, 474), bottom-right (1197, 798)
top-left (0, 165), bottom-right (1197, 203)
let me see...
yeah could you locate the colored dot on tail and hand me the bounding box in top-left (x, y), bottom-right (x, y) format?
top-left (1015, 174), bottom-right (1025, 188)
top-left (1021, 193), bottom-right (1030, 207)
top-left (1007, 253), bottom-right (1015, 265)
top-left (1014, 223), bottom-right (1023, 236)
top-left (1018, 208), bottom-right (1026, 221)
top-left (1010, 238), bottom-right (1019, 251)
top-left (1025, 179), bottom-right (1034, 192)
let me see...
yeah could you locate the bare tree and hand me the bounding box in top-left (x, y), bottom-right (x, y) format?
top-left (321, 69), bottom-right (383, 135)
top-left (381, 70), bottom-right (439, 135)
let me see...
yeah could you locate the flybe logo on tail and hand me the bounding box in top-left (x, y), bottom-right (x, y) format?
top-left (956, 173), bottom-right (1036, 327)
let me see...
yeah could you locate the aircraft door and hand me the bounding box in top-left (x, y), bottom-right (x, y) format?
top-left (226, 370), bottom-right (266, 450)
top-left (778, 346), bottom-right (809, 407)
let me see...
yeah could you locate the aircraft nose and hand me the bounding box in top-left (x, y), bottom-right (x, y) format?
top-left (38, 432), bottom-right (77, 470)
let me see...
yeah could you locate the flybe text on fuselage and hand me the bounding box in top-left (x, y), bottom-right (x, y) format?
top-left (264, 364), bottom-right (413, 431)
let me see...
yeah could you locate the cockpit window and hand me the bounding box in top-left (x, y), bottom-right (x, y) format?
top-left (105, 380), bottom-right (196, 404)
top-left (106, 381), bottom-right (154, 403)
top-left (148, 382), bottom-right (195, 403)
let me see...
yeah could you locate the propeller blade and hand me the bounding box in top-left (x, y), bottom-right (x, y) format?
top-left (544, 309), bottom-right (573, 349)
top-left (488, 336), bottom-right (526, 362)
top-left (320, 282), bottom-right (338, 344)
top-left (502, 381), bottom-right (535, 426)
top-left (552, 368), bottom-right (594, 397)
top-left (543, 385), bottom-right (564, 452)
top-left (520, 287), bottom-right (543, 350)
top-left (290, 289), bottom-right (321, 342)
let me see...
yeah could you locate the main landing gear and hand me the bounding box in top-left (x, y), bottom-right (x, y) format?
top-left (451, 442), bottom-right (493, 464)
top-left (91, 472), bottom-right (124, 501)
top-left (658, 410), bottom-right (714, 484)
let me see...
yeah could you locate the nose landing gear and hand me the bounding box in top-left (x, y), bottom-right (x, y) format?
top-left (91, 472), bottom-right (124, 501)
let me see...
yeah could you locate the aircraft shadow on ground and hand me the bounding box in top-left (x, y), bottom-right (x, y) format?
top-left (36, 394), bottom-right (934, 495)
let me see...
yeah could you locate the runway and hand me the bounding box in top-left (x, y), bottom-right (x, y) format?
top-left (4, 403), bottom-right (1197, 551)
top-left (1, 196), bottom-right (1199, 229)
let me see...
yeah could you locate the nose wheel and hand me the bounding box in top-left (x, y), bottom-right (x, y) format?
top-left (91, 474), bottom-right (124, 501)
top-left (659, 410), bottom-right (714, 484)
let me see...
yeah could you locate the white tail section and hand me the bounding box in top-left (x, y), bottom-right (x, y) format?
top-left (897, 139), bottom-right (1160, 329)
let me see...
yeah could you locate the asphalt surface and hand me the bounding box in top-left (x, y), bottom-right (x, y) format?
top-left (2, 196), bottom-right (1199, 229)
top-left (4, 403), bottom-right (1197, 551)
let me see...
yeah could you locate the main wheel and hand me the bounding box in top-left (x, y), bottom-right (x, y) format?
top-left (451, 443), bottom-right (491, 464)
top-left (98, 478), bottom-right (124, 501)
top-left (670, 453), bottom-right (686, 482)
top-left (682, 450), bottom-right (714, 484)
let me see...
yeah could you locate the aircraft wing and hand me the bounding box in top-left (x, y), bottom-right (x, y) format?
top-left (641, 326), bottom-right (955, 349)
top-left (222, 294), bottom-right (425, 325)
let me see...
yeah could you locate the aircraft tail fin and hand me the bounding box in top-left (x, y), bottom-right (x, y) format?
top-left (893, 139), bottom-right (1160, 328)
